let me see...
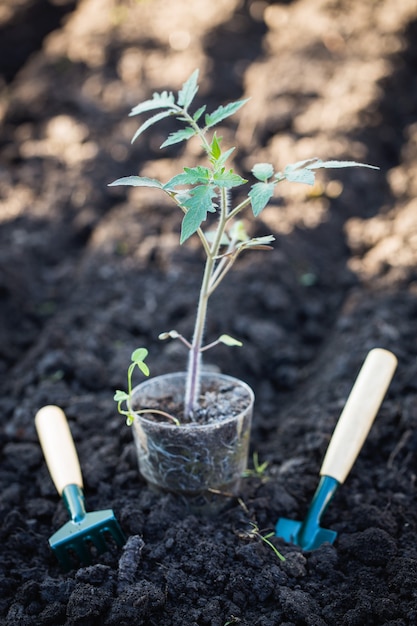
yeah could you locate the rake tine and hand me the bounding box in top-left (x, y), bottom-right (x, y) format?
top-left (88, 530), bottom-right (109, 554)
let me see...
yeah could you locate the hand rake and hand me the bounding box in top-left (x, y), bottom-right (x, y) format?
top-left (276, 348), bottom-right (397, 550)
top-left (35, 405), bottom-right (126, 570)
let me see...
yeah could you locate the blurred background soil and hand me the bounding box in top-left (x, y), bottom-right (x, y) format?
top-left (1, 1), bottom-right (417, 625)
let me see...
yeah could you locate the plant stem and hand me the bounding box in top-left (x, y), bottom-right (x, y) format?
top-left (178, 109), bottom-right (248, 418)
top-left (184, 186), bottom-right (229, 418)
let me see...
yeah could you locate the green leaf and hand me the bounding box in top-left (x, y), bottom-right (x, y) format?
top-left (213, 170), bottom-right (247, 188)
top-left (131, 347), bottom-right (148, 362)
top-left (210, 134), bottom-right (222, 160)
top-left (284, 158), bottom-right (319, 171)
top-left (129, 91), bottom-right (176, 116)
top-left (108, 176), bottom-right (163, 188)
top-left (282, 159), bottom-right (319, 185)
top-left (114, 390), bottom-right (129, 402)
top-left (181, 207), bottom-right (206, 244)
top-left (164, 166), bottom-right (215, 190)
top-left (131, 110), bottom-right (174, 143)
top-left (306, 159), bottom-right (379, 170)
top-left (131, 347), bottom-right (150, 376)
top-left (181, 185), bottom-right (217, 243)
top-left (160, 127), bottom-right (197, 148)
top-left (193, 105), bottom-right (206, 122)
top-left (163, 173), bottom-right (194, 189)
top-left (282, 158), bottom-right (379, 187)
top-left (137, 361), bottom-right (150, 376)
top-left (284, 166), bottom-right (316, 185)
top-left (249, 182), bottom-right (275, 216)
top-left (252, 163), bottom-right (274, 182)
top-left (219, 334), bottom-right (243, 347)
top-left (177, 69), bottom-right (199, 109)
top-left (185, 166), bottom-right (211, 183)
top-left (205, 98), bottom-right (249, 129)
top-left (216, 146), bottom-right (235, 169)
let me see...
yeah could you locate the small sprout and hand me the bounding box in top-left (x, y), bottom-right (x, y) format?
top-left (242, 451), bottom-right (269, 479)
top-left (114, 348), bottom-right (180, 426)
top-left (131, 348), bottom-right (150, 376)
top-left (249, 522), bottom-right (286, 562)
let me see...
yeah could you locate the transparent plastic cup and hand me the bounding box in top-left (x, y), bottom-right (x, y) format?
top-left (128, 372), bottom-right (254, 513)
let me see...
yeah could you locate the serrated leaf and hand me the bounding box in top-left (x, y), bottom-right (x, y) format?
top-left (249, 181), bottom-right (275, 216)
top-left (163, 166), bottom-right (211, 190)
top-left (181, 185), bottom-right (217, 243)
top-left (108, 176), bottom-right (163, 189)
top-left (181, 208), bottom-right (207, 244)
top-left (284, 167), bottom-right (316, 185)
top-left (252, 163), bottom-right (274, 182)
top-left (285, 158), bottom-right (320, 171)
top-left (205, 98), bottom-right (249, 129)
top-left (177, 69), bottom-right (199, 109)
top-left (183, 185), bottom-right (217, 213)
top-left (163, 173), bottom-right (194, 189)
top-left (307, 159), bottom-right (379, 170)
top-left (219, 334), bottom-right (243, 347)
top-left (160, 127), bottom-right (197, 148)
top-left (184, 166), bottom-right (211, 184)
top-left (283, 158), bottom-right (379, 185)
top-left (213, 170), bottom-right (247, 188)
top-left (131, 110), bottom-right (174, 143)
top-left (193, 105), bottom-right (206, 122)
top-left (129, 91), bottom-right (176, 116)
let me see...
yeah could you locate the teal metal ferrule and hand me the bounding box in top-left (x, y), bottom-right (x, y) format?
top-left (62, 484), bottom-right (86, 524)
top-left (298, 475), bottom-right (339, 542)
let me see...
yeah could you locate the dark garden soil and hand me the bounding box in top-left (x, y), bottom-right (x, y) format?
top-left (1, 0), bottom-right (417, 624)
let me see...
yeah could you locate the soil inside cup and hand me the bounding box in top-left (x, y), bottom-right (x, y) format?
top-left (129, 373), bottom-right (254, 511)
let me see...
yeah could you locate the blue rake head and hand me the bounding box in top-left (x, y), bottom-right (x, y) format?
top-left (50, 484), bottom-right (126, 570)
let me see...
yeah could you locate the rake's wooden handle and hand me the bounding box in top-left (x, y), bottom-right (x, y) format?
top-left (320, 348), bottom-right (397, 484)
top-left (35, 405), bottom-right (83, 495)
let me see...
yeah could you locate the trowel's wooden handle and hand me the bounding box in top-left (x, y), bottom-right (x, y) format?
top-left (35, 405), bottom-right (83, 495)
top-left (320, 348), bottom-right (397, 484)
